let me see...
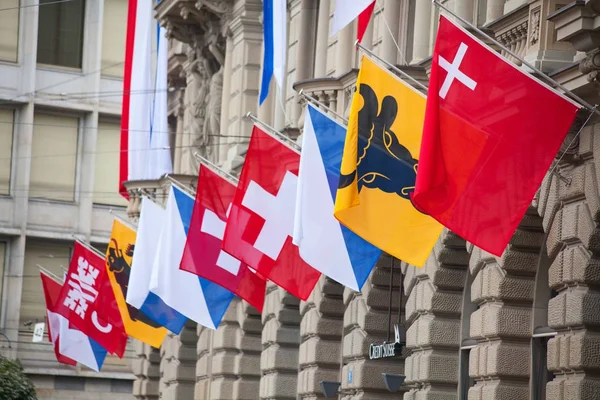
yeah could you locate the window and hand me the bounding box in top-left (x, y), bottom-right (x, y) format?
top-left (37, 0), bottom-right (85, 68)
top-left (94, 120), bottom-right (127, 206)
top-left (0, 0), bottom-right (19, 62)
top-left (0, 109), bottom-right (14, 195)
top-left (111, 379), bottom-right (133, 393)
top-left (30, 113), bottom-right (79, 201)
top-left (20, 241), bottom-right (71, 327)
top-left (101, 0), bottom-right (128, 77)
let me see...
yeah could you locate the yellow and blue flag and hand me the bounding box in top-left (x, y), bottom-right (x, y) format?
top-left (333, 55), bottom-right (443, 267)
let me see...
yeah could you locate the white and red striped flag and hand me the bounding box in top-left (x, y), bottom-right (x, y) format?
top-left (120, 0), bottom-right (172, 198)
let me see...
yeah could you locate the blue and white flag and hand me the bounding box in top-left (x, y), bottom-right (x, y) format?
top-left (149, 185), bottom-right (234, 329)
top-left (259, 0), bottom-right (286, 105)
top-left (47, 310), bottom-right (107, 372)
top-left (293, 104), bottom-right (381, 290)
top-left (127, 197), bottom-right (187, 334)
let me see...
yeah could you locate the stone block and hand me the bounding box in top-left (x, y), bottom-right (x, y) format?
top-left (300, 308), bottom-right (343, 339)
top-left (210, 376), bottom-right (236, 400)
top-left (469, 304), bottom-right (531, 339)
top-left (405, 315), bottom-right (460, 350)
top-left (161, 381), bottom-right (195, 400)
top-left (341, 358), bottom-right (403, 391)
top-left (238, 352), bottom-right (261, 376)
top-left (404, 349), bottom-right (457, 384)
top-left (468, 381), bottom-right (528, 400)
top-left (261, 344), bottom-right (299, 371)
top-left (233, 377), bottom-right (260, 400)
top-left (548, 331), bottom-right (600, 372)
top-left (262, 318), bottom-right (300, 345)
top-left (550, 246), bottom-right (600, 288)
top-left (260, 372), bottom-right (298, 399)
top-left (547, 374), bottom-right (600, 400)
top-left (469, 342), bottom-right (529, 379)
top-left (548, 287), bottom-right (600, 329)
top-left (239, 332), bottom-right (262, 352)
top-left (297, 366), bottom-right (340, 397)
top-left (162, 360), bottom-right (196, 382)
top-left (211, 350), bottom-right (239, 375)
top-left (428, 263), bottom-right (467, 291)
top-left (298, 336), bottom-right (340, 367)
top-left (213, 324), bottom-right (241, 350)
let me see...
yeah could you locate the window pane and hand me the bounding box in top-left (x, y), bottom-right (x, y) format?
top-left (30, 113), bottom-right (78, 201)
top-left (37, 0), bottom-right (85, 68)
top-left (101, 0), bottom-right (127, 77)
top-left (94, 120), bottom-right (127, 206)
top-left (20, 241), bottom-right (71, 326)
top-left (0, 109), bottom-right (14, 195)
top-left (0, 0), bottom-right (19, 62)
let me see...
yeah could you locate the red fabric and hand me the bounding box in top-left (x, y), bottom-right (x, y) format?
top-left (54, 243), bottom-right (127, 357)
top-left (222, 127), bottom-right (321, 300)
top-left (357, 2), bottom-right (375, 43)
top-left (180, 165), bottom-right (267, 311)
top-left (119, 0), bottom-right (138, 200)
top-left (41, 273), bottom-right (77, 366)
top-left (412, 15), bottom-right (579, 256)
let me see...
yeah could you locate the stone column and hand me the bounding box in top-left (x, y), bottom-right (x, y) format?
top-left (132, 343), bottom-right (161, 400)
top-left (454, 0), bottom-right (475, 23)
top-left (291, 0), bottom-right (317, 127)
top-left (537, 123), bottom-right (600, 400)
top-left (297, 277), bottom-right (344, 400)
top-left (218, 34), bottom-right (233, 165)
top-left (341, 255), bottom-right (404, 398)
top-left (159, 322), bottom-right (197, 400)
top-left (411, 0), bottom-right (432, 64)
top-left (465, 207), bottom-right (543, 400)
top-left (335, 23), bottom-right (354, 75)
top-left (222, 0), bottom-right (263, 174)
top-left (3, 0), bottom-right (38, 358)
top-left (485, 0), bottom-right (504, 24)
top-left (260, 283), bottom-right (301, 399)
top-left (403, 231), bottom-right (470, 399)
top-left (313, 0), bottom-right (330, 77)
top-left (381, 0), bottom-right (400, 65)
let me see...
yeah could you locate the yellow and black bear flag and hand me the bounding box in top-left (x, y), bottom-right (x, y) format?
top-left (334, 55), bottom-right (442, 267)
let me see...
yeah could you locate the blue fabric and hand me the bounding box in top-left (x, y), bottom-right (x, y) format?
top-left (308, 105), bottom-right (382, 289)
top-left (88, 337), bottom-right (108, 370)
top-left (259, 0), bottom-right (274, 105)
top-left (140, 292), bottom-right (187, 334)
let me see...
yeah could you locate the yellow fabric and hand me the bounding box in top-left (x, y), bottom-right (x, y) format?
top-left (105, 219), bottom-right (167, 347)
top-left (333, 55), bottom-right (443, 267)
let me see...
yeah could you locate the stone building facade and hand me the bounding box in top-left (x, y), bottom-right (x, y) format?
top-left (124, 1), bottom-right (600, 399)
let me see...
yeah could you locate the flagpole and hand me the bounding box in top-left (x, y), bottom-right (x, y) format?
top-left (108, 209), bottom-right (139, 230)
top-left (165, 174), bottom-right (197, 197)
top-left (244, 112), bottom-right (302, 152)
top-left (193, 152), bottom-right (240, 185)
top-left (355, 42), bottom-right (429, 92)
top-left (431, 0), bottom-right (599, 117)
top-left (72, 236), bottom-right (106, 259)
top-left (37, 264), bottom-right (63, 283)
top-left (297, 89), bottom-right (349, 125)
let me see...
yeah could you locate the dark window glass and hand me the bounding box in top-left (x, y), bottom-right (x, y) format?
top-left (37, 0), bottom-right (85, 68)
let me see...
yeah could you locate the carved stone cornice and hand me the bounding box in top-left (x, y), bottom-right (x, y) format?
top-left (579, 48), bottom-right (600, 83)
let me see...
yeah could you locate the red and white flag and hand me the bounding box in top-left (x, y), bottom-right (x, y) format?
top-left (120, 0), bottom-right (171, 197)
top-left (54, 242), bottom-right (128, 357)
top-left (41, 273), bottom-right (77, 367)
top-left (331, 0), bottom-right (374, 43)
top-left (180, 165), bottom-right (267, 312)
top-left (222, 126), bottom-right (321, 300)
top-left (412, 15), bottom-right (580, 256)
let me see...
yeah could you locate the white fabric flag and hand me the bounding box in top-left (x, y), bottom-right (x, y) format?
top-left (330, 0), bottom-right (374, 37)
top-left (127, 197), bottom-right (165, 308)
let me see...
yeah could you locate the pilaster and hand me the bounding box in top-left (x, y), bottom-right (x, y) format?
top-left (132, 342), bottom-right (161, 400)
top-left (159, 322), bottom-right (197, 400)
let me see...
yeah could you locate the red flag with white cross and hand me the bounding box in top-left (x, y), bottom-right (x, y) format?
top-left (54, 242), bottom-right (127, 357)
top-left (222, 126), bottom-right (321, 300)
top-left (412, 15), bottom-right (580, 256)
top-left (180, 165), bottom-right (267, 311)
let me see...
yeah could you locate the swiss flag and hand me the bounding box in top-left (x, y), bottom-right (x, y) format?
top-left (180, 165), bottom-right (267, 312)
top-left (41, 272), bottom-right (77, 366)
top-left (412, 15), bottom-right (580, 256)
top-left (222, 126), bottom-right (321, 300)
top-left (55, 242), bottom-right (127, 357)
